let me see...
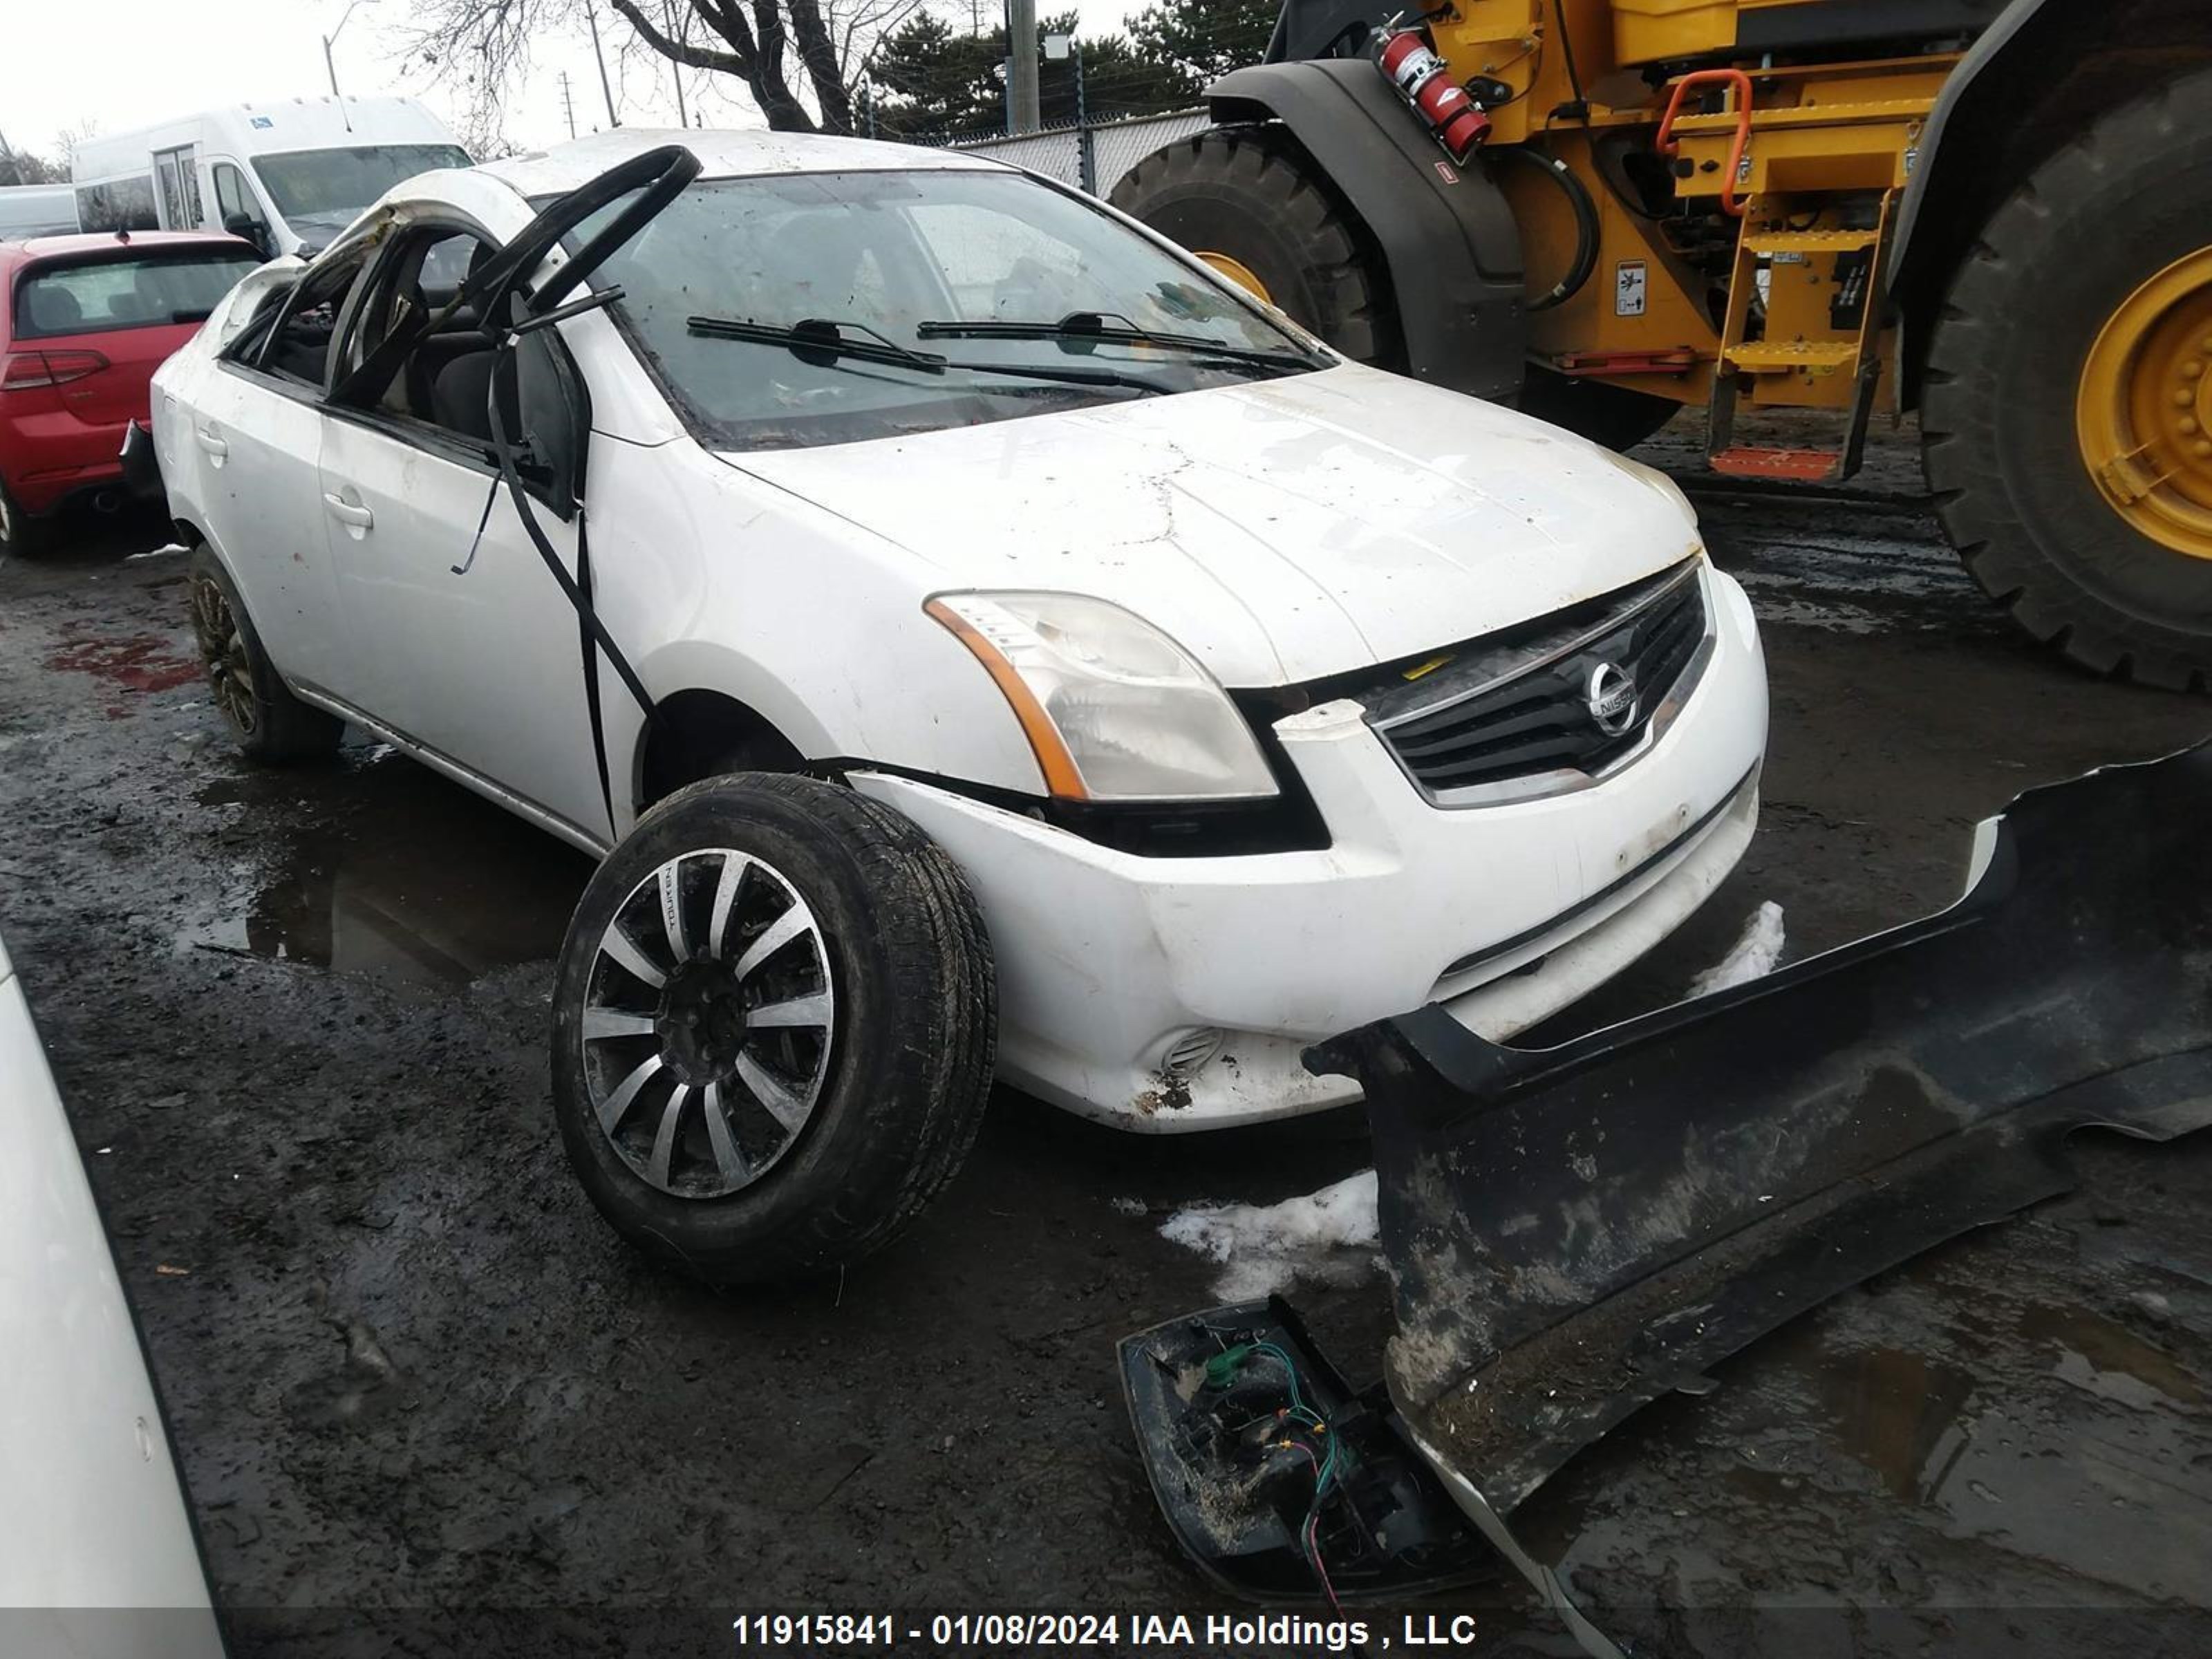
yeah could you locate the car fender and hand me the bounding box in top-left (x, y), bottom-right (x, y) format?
top-left (622, 636), bottom-right (841, 796)
top-left (597, 459), bottom-right (1052, 836)
top-left (1204, 59), bottom-right (1528, 401)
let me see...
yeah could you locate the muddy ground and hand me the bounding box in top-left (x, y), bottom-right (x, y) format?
top-left (3, 426), bottom-right (2210, 1658)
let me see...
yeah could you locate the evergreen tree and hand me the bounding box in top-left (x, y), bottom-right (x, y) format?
top-left (869, 8), bottom-right (1200, 138)
top-left (1128, 0), bottom-right (1277, 88)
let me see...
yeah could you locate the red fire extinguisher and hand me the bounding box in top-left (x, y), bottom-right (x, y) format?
top-left (1377, 23), bottom-right (1491, 162)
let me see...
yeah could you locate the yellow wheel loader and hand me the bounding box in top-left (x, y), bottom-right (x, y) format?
top-left (1112, 0), bottom-right (2212, 688)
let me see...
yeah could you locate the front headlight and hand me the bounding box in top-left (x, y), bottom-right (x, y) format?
top-left (926, 591), bottom-right (1279, 802)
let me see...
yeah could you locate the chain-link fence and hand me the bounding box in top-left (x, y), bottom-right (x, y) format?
top-left (892, 108), bottom-right (1213, 199)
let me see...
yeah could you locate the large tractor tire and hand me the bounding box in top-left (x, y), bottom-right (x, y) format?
top-left (1115, 124), bottom-right (1677, 453)
top-left (1924, 69), bottom-right (2212, 690)
top-left (1112, 124), bottom-right (1400, 367)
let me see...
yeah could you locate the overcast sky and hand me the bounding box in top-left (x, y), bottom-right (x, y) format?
top-left (1, 0), bottom-right (1138, 162)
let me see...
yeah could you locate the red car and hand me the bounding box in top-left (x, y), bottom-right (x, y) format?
top-left (1, 230), bottom-right (259, 556)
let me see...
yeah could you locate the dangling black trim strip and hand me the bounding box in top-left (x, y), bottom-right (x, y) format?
top-left (451, 478), bottom-right (497, 577)
top-left (485, 341), bottom-right (658, 838)
top-left (574, 508), bottom-right (616, 831)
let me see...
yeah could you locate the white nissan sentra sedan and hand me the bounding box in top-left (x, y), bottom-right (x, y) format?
top-left (147, 129), bottom-right (1767, 1280)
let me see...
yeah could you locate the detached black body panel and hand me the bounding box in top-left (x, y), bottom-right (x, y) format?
top-left (1309, 742), bottom-right (2212, 1513)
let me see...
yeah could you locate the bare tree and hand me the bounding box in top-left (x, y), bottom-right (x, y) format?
top-left (0, 140), bottom-right (66, 186)
top-left (399, 0), bottom-right (920, 136)
top-left (451, 101), bottom-right (521, 160)
top-left (53, 120), bottom-right (101, 174)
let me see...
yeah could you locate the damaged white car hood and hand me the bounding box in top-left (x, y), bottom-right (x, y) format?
top-left (722, 362), bottom-right (1703, 686)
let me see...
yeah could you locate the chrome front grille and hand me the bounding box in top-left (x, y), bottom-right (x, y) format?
top-left (1365, 561), bottom-right (1712, 805)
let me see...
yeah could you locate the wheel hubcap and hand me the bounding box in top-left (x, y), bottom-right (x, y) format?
top-left (2077, 246), bottom-right (2212, 561)
top-left (189, 576), bottom-right (258, 735)
top-left (1196, 250), bottom-right (1273, 306)
top-left (580, 848), bottom-right (835, 1199)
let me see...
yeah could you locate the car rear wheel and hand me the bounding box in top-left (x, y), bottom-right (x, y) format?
top-left (187, 548), bottom-right (344, 762)
top-left (550, 773), bottom-right (997, 1282)
top-left (0, 482), bottom-right (51, 559)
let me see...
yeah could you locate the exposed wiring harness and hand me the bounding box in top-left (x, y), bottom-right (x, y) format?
top-left (1212, 1340), bottom-right (1345, 1609)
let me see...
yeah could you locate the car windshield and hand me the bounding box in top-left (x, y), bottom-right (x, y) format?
top-left (570, 169), bottom-right (1329, 451)
top-left (13, 250), bottom-right (260, 338)
top-left (252, 144), bottom-right (473, 244)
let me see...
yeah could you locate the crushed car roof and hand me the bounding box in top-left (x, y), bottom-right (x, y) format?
top-left (474, 126), bottom-right (1005, 200)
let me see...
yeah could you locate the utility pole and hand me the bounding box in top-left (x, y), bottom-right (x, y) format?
top-left (321, 0), bottom-right (379, 131)
top-left (1005, 0), bottom-right (1040, 135)
top-left (662, 0), bottom-right (689, 128)
top-left (588, 6), bottom-right (621, 127)
top-left (560, 71), bottom-right (579, 139)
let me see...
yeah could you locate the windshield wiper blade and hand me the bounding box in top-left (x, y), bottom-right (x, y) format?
top-left (688, 314), bottom-right (1172, 395)
top-left (688, 315), bottom-right (948, 372)
top-left (914, 310), bottom-right (1318, 372)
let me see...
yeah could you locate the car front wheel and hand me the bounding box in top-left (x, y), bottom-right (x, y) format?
top-left (550, 772), bottom-right (997, 1282)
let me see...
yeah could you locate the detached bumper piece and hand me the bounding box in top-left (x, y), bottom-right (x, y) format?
top-left (1117, 1299), bottom-right (1493, 1604)
top-left (1311, 740), bottom-right (2212, 1517)
top-left (118, 419), bottom-right (164, 503)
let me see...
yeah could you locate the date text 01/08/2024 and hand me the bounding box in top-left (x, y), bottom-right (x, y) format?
top-left (729, 1613), bottom-right (1485, 1650)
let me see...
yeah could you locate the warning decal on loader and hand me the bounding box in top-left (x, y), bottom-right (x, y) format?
top-left (1615, 261), bottom-right (1648, 317)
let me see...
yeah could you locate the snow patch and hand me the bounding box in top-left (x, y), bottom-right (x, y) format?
top-left (1108, 1196), bottom-right (1147, 1217)
top-left (1159, 1170), bottom-right (1380, 1300)
top-left (1691, 901), bottom-right (1786, 997)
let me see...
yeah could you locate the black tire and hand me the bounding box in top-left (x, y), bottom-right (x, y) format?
top-left (1112, 124), bottom-right (1400, 366)
top-left (1923, 68), bottom-right (2212, 690)
top-left (550, 773), bottom-right (997, 1283)
top-left (0, 479), bottom-right (52, 559)
top-left (1517, 366), bottom-right (1680, 451)
top-left (186, 547), bottom-right (345, 762)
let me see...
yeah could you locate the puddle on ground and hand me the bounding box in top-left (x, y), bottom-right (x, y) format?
top-left (1545, 1266), bottom-right (2212, 1610)
top-left (183, 747), bottom-right (593, 995)
top-left (2016, 1303), bottom-right (2207, 1412)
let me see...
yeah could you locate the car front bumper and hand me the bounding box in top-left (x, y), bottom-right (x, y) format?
top-left (856, 567), bottom-right (1769, 1130)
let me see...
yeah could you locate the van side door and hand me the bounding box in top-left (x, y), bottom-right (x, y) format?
top-left (151, 146), bottom-right (205, 232)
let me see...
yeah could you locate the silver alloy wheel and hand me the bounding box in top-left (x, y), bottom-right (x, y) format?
top-left (0, 488), bottom-right (12, 542)
top-left (579, 847), bottom-right (836, 1199)
top-left (189, 575), bottom-right (258, 736)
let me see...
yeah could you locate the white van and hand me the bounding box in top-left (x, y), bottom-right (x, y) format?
top-left (0, 184), bottom-right (79, 241)
top-left (70, 96), bottom-right (469, 258)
